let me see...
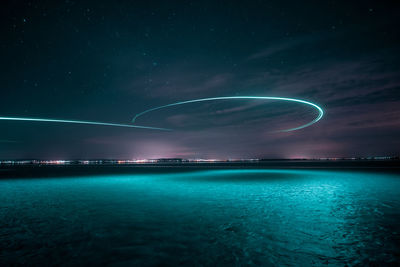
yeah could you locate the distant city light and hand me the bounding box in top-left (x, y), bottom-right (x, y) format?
top-left (1, 156), bottom-right (398, 166)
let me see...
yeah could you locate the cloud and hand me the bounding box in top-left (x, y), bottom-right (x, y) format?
top-left (246, 33), bottom-right (330, 61)
top-left (0, 140), bottom-right (18, 143)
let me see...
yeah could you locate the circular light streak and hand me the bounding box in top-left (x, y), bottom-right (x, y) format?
top-left (132, 96), bottom-right (324, 132)
top-left (0, 116), bottom-right (170, 131)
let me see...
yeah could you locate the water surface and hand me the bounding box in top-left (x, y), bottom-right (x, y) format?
top-left (1, 168), bottom-right (399, 266)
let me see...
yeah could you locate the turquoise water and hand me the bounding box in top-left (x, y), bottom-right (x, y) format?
top-left (1, 169), bottom-right (399, 266)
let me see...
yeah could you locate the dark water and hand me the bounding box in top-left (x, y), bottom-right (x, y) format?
top-left (1, 167), bottom-right (400, 266)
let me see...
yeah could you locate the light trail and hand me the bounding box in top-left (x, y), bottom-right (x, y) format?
top-left (132, 96), bottom-right (324, 132)
top-left (0, 116), bottom-right (170, 131)
top-left (1, 97), bottom-right (324, 133)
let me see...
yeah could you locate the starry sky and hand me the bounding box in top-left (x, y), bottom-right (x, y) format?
top-left (1, 0), bottom-right (399, 159)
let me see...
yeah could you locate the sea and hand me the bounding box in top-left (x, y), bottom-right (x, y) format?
top-left (1, 161), bottom-right (399, 266)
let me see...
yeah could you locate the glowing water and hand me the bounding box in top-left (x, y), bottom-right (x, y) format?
top-left (0, 169), bottom-right (399, 265)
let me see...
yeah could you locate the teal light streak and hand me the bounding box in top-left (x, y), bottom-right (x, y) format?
top-left (132, 96), bottom-right (324, 132)
top-left (0, 116), bottom-right (170, 131)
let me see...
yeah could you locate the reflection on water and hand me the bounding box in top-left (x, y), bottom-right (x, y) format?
top-left (0, 169), bottom-right (399, 266)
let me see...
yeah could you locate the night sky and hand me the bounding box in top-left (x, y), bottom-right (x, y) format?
top-left (1, 1), bottom-right (399, 159)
